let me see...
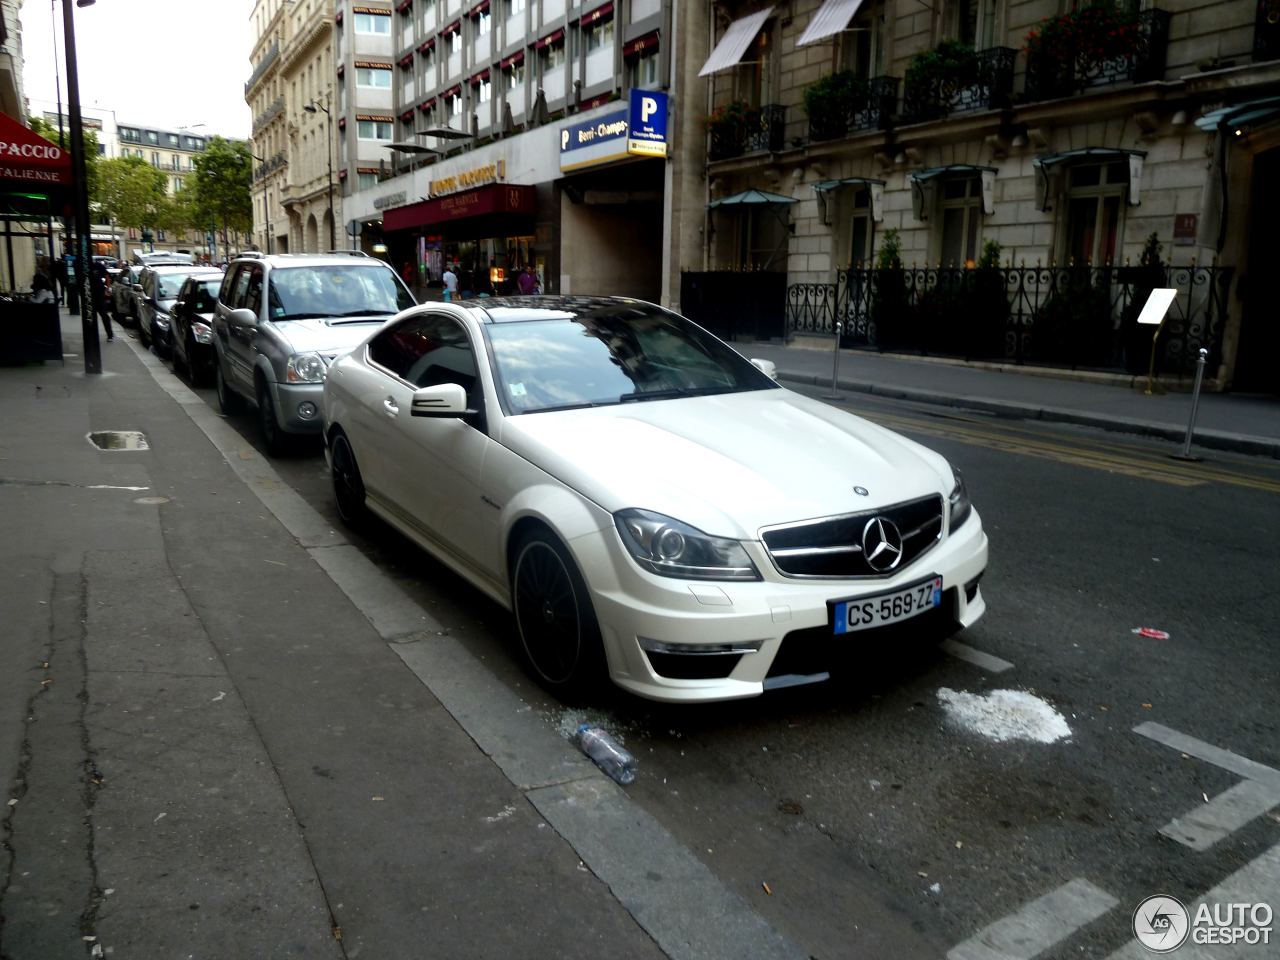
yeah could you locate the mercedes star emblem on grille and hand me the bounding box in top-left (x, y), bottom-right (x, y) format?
top-left (861, 517), bottom-right (904, 572)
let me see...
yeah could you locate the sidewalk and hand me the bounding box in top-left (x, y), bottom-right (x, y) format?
top-left (741, 340), bottom-right (1280, 458)
top-left (0, 316), bottom-right (697, 959)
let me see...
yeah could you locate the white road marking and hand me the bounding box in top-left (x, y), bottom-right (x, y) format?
top-left (947, 878), bottom-right (1119, 960)
top-left (1159, 779), bottom-right (1280, 851)
top-left (942, 638), bottom-right (1013, 673)
top-left (1134, 722), bottom-right (1280, 790)
top-left (1105, 842), bottom-right (1280, 959)
top-left (1134, 722), bottom-right (1280, 850)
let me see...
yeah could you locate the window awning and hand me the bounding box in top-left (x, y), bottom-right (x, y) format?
top-left (1194, 96), bottom-right (1280, 132)
top-left (706, 188), bottom-right (795, 207)
top-left (698, 7), bottom-right (774, 77)
top-left (909, 165), bottom-right (997, 221)
top-left (813, 177), bottom-right (884, 223)
top-left (797, 0), bottom-right (865, 47)
top-left (1031, 147), bottom-right (1146, 211)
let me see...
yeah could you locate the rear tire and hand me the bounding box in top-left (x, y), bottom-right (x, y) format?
top-left (215, 360), bottom-right (245, 415)
top-left (329, 431), bottom-right (366, 528)
top-left (511, 529), bottom-right (605, 697)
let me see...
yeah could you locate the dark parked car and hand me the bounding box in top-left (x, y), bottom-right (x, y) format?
top-left (170, 271), bottom-right (226, 385)
top-left (112, 263), bottom-right (144, 326)
top-left (137, 264), bottom-right (211, 356)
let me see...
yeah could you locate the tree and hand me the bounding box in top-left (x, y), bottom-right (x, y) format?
top-left (191, 137), bottom-right (253, 241)
top-left (28, 115), bottom-right (102, 206)
top-left (97, 155), bottom-right (168, 234)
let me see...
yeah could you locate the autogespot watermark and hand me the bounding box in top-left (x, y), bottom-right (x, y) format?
top-left (1133, 895), bottom-right (1274, 952)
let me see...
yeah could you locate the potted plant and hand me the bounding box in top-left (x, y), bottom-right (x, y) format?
top-left (704, 99), bottom-right (761, 157)
top-left (870, 229), bottom-right (910, 350)
top-left (904, 40), bottom-right (980, 120)
top-left (1025, 3), bottom-right (1142, 96)
top-left (803, 71), bottom-right (866, 141)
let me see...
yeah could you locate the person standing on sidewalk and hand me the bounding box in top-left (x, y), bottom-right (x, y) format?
top-left (442, 262), bottom-right (458, 302)
top-left (91, 259), bottom-right (115, 341)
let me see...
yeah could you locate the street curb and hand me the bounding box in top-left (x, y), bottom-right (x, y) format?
top-left (778, 371), bottom-right (1280, 459)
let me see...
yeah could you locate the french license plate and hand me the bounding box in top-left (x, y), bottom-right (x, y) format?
top-left (831, 575), bottom-right (943, 634)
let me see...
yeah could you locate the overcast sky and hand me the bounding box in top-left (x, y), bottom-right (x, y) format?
top-left (20, 0), bottom-right (255, 139)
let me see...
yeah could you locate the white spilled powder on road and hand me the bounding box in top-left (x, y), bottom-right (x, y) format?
top-left (937, 688), bottom-right (1072, 743)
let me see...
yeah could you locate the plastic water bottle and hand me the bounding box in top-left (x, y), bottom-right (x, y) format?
top-left (576, 725), bottom-right (637, 785)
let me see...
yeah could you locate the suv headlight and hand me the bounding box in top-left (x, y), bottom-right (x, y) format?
top-left (949, 466), bottom-right (972, 532)
top-left (286, 352), bottom-right (326, 383)
top-left (614, 509), bottom-right (760, 581)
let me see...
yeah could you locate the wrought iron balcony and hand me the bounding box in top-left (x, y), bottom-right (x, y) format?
top-left (901, 47), bottom-right (1015, 124)
top-left (708, 103), bottom-right (786, 162)
top-left (807, 76), bottom-right (899, 142)
top-left (1025, 8), bottom-right (1170, 102)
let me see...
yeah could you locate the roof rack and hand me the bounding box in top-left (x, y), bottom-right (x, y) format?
top-left (324, 249), bottom-right (371, 258)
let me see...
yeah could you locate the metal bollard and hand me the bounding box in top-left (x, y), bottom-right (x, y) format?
top-left (823, 322), bottom-right (843, 400)
top-left (1171, 347), bottom-right (1209, 462)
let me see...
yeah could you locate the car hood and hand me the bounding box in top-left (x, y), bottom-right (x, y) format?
top-left (499, 388), bottom-right (954, 539)
top-left (273, 316), bottom-right (391, 354)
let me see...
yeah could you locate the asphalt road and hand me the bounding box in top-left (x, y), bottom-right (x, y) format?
top-left (150, 332), bottom-right (1280, 959)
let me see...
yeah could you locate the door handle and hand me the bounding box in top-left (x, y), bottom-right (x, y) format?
top-left (383, 397), bottom-right (399, 416)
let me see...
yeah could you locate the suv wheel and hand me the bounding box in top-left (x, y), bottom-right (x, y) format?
top-left (215, 361), bottom-right (245, 415)
top-left (256, 381), bottom-right (288, 456)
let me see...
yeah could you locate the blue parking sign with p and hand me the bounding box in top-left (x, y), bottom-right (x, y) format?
top-left (627, 89), bottom-right (668, 158)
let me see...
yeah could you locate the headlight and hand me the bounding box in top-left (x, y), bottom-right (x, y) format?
top-left (191, 322), bottom-right (213, 344)
top-left (614, 509), bottom-right (760, 581)
top-left (286, 352), bottom-right (326, 383)
top-left (949, 466), bottom-right (972, 532)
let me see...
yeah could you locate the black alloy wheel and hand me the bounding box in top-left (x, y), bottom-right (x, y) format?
top-left (512, 531), bottom-right (603, 695)
top-left (171, 335), bottom-right (187, 377)
top-left (215, 361), bottom-right (244, 415)
top-left (138, 316), bottom-right (151, 348)
top-left (185, 334), bottom-right (205, 386)
top-left (329, 432), bottom-right (366, 527)
top-left (256, 382), bottom-right (287, 456)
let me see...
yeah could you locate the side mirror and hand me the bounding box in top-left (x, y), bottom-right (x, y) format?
top-left (410, 382), bottom-right (475, 418)
top-left (228, 307), bottom-right (257, 326)
top-left (750, 358), bottom-right (779, 380)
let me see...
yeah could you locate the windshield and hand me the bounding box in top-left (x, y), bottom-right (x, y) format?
top-left (486, 305), bottom-right (778, 414)
top-left (267, 264), bottom-right (415, 321)
top-left (156, 271), bottom-right (200, 299)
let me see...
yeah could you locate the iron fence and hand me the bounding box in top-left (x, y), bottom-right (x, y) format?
top-left (785, 264), bottom-right (1233, 376)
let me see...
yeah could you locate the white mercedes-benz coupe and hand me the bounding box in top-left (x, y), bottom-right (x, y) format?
top-left (322, 296), bottom-right (988, 703)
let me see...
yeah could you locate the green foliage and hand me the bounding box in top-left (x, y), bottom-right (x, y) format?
top-left (28, 115), bottom-right (102, 207)
top-left (1025, 4), bottom-right (1141, 66)
top-left (97, 155), bottom-right (168, 230)
top-left (704, 99), bottom-right (760, 133)
top-left (191, 137), bottom-right (253, 236)
top-left (874, 229), bottom-right (902, 270)
top-left (905, 40), bottom-right (979, 91)
top-left (802, 71), bottom-right (866, 118)
top-left (977, 239), bottom-right (1003, 269)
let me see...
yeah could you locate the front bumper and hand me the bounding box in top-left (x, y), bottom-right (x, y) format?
top-left (571, 510), bottom-right (989, 703)
top-left (267, 380), bottom-right (325, 435)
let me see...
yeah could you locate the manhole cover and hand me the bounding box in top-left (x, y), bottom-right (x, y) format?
top-left (87, 431), bottom-right (149, 451)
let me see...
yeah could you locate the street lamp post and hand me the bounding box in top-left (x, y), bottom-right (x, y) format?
top-left (252, 153), bottom-right (272, 253)
top-left (63, 0), bottom-right (100, 374)
top-left (305, 91), bottom-right (336, 250)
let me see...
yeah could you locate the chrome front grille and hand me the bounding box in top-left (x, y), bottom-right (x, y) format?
top-left (760, 494), bottom-right (944, 578)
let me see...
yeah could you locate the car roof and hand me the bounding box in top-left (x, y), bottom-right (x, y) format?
top-left (229, 253), bottom-right (393, 268)
top-left (464, 295), bottom-right (654, 324)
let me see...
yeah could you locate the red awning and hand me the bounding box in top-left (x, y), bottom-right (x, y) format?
top-left (469, 0), bottom-right (490, 15)
top-left (0, 112), bottom-right (72, 194)
top-left (418, 97), bottom-right (437, 111)
top-left (535, 28), bottom-right (564, 48)
top-left (383, 183), bottom-right (536, 231)
top-left (441, 84), bottom-right (462, 99)
top-left (500, 50), bottom-right (525, 69)
top-left (418, 37), bottom-right (435, 52)
top-left (441, 19), bottom-right (461, 35)
top-left (396, 0), bottom-right (412, 11)
top-left (623, 30), bottom-right (659, 58)
top-left (581, 1), bottom-right (613, 26)
top-left (469, 68), bottom-right (491, 84)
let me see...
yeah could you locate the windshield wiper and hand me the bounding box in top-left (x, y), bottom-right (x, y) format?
top-left (618, 386), bottom-right (737, 403)
top-left (276, 313), bottom-right (327, 321)
top-left (528, 400), bottom-right (609, 413)
top-left (332, 309), bottom-right (390, 318)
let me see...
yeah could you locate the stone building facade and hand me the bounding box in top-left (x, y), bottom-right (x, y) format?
top-left (698, 0), bottom-right (1280, 390)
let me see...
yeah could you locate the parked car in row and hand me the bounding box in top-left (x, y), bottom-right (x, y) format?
top-left (112, 263), bottom-right (145, 326)
top-left (169, 271), bottom-right (227, 386)
top-left (321, 296), bottom-right (989, 703)
top-left (136, 263), bottom-right (213, 356)
top-left (212, 253), bottom-right (416, 454)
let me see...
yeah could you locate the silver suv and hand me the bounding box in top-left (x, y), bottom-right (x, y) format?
top-left (212, 253), bottom-right (415, 454)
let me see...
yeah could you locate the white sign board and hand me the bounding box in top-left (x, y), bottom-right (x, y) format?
top-left (1137, 288), bottom-right (1178, 326)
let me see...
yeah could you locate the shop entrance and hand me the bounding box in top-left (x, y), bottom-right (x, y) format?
top-left (1236, 147), bottom-right (1280, 393)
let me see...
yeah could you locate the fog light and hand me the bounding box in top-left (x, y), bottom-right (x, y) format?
top-left (638, 637), bottom-right (762, 656)
top-left (297, 402), bottom-right (318, 420)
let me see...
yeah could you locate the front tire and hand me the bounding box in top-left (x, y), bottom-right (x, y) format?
top-left (215, 360), bottom-right (245, 415)
top-left (256, 381), bottom-right (288, 456)
top-left (329, 431), bottom-right (366, 527)
top-left (511, 530), bottom-right (604, 697)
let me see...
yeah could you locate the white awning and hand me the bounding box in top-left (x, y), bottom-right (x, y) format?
top-left (698, 7), bottom-right (774, 77)
top-left (797, 0), bottom-right (865, 47)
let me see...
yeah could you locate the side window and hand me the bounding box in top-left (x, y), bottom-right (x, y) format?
top-left (245, 267), bottom-right (265, 316)
top-left (369, 315), bottom-right (479, 397)
top-left (219, 266), bottom-right (241, 306)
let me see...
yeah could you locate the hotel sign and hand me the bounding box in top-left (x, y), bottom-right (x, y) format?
top-left (374, 190), bottom-right (408, 210)
top-left (428, 159), bottom-right (505, 198)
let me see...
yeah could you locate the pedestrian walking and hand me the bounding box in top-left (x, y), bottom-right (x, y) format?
top-left (91, 259), bottom-right (114, 341)
top-left (30, 273), bottom-right (55, 303)
top-left (441, 262), bottom-right (458, 302)
top-left (52, 257), bottom-right (67, 305)
top-left (517, 264), bottom-right (538, 295)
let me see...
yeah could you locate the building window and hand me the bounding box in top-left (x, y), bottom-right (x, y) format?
top-left (505, 61), bottom-right (525, 90)
top-left (475, 9), bottom-right (491, 35)
top-left (939, 177), bottom-right (982, 267)
top-left (584, 19), bottom-right (613, 52)
top-left (152, 151), bottom-right (161, 166)
top-left (540, 41), bottom-right (565, 71)
top-left (445, 91), bottom-right (462, 120)
top-left (447, 31), bottom-right (462, 56)
top-left (506, 0), bottom-right (524, 14)
top-left (165, 133), bottom-right (179, 146)
top-left (357, 119), bottom-right (394, 139)
top-left (358, 172), bottom-right (379, 190)
top-left (838, 10), bottom-right (882, 78)
top-left (354, 12), bottom-right (392, 34)
top-left (174, 176), bottom-right (184, 191)
top-left (476, 78), bottom-right (492, 102)
top-left (626, 50), bottom-right (658, 88)
top-left (1065, 161), bottom-right (1126, 265)
top-left (171, 155), bottom-right (180, 170)
top-left (146, 130), bottom-right (159, 144)
top-left (357, 67), bottom-right (393, 88)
